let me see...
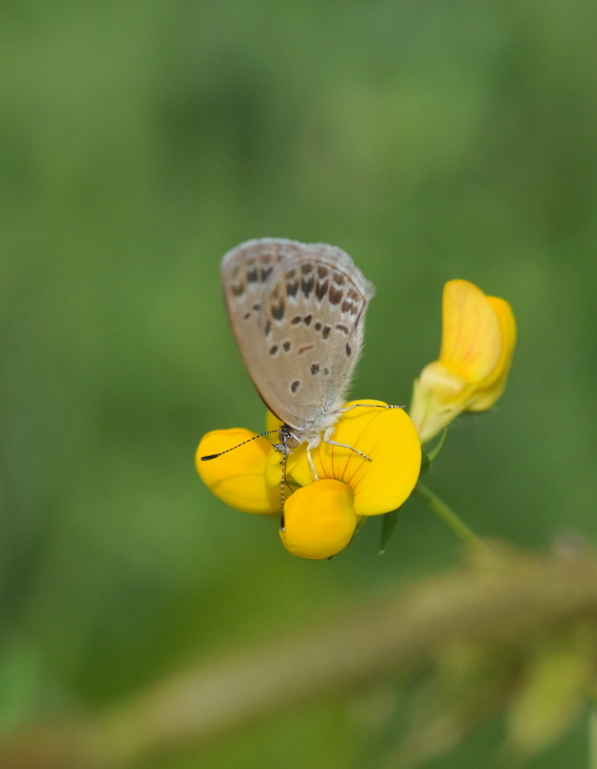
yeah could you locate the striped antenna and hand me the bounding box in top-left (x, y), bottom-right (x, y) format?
top-left (200, 430), bottom-right (279, 461)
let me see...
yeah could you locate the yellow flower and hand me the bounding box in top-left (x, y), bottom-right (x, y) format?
top-left (410, 280), bottom-right (517, 444)
top-left (280, 400), bottom-right (422, 559)
top-left (197, 400), bottom-right (422, 560)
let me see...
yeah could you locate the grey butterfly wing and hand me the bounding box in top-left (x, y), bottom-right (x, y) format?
top-left (221, 238), bottom-right (302, 421)
top-left (263, 242), bottom-right (375, 430)
top-left (221, 238), bottom-right (375, 431)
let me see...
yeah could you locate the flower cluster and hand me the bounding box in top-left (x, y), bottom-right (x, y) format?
top-left (197, 279), bottom-right (516, 559)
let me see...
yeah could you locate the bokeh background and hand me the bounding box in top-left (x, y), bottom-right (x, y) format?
top-left (2, 0), bottom-right (597, 766)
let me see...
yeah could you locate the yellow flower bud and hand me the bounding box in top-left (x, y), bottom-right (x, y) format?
top-left (410, 280), bottom-right (517, 443)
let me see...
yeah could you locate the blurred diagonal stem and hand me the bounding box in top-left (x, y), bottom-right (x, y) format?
top-left (2, 547), bottom-right (597, 769)
top-left (414, 482), bottom-right (481, 546)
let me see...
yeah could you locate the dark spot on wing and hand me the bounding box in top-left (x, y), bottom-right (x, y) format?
top-left (286, 268), bottom-right (296, 280)
top-left (283, 341), bottom-right (291, 352)
top-left (287, 281), bottom-right (299, 297)
top-left (329, 286), bottom-right (343, 305)
top-left (333, 272), bottom-right (346, 286)
top-left (298, 344), bottom-right (314, 354)
top-left (311, 364), bottom-right (320, 375)
top-left (336, 324), bottom-right (349, 335)
top-left (269, 345), bottom-right (278, 355)
top-left (317, 265), bottom-right (329, 279)
top-left (291, 380), bottom-right (300, 393)
top-left (261, 267), bottom-right (273, 281)
top-left (232, 283), bottom-right (244, 297)
top-left (264, 320), bottom-right (271, 336)
top-left (301, 263), bottom-right (313, 274)
top-left (243, 312), bottom-right (251, 320)
top-left (314, 322), bottom-right (322, 332)
top-left (323, 367), bottom-right (329, 376)
top-left (315, 280), bottom-right (329, 301)
top-left (342, 300), bottom-right (358, 316)
top-left (304, 314), bottom-right (312, 326)
top-left (247, 269), bottom-right (259, 283)
top-left (271, 300), bottom-right (285, 321)
top-left (346, 343), bottom-right (352, 356)
top-left (301, 277), bottom-right (314, 298)
top-left (322, 325), bottom-right (331, 340)
top-left (291, 315), bottom-right (302, 325)
top-left (253, 304), bottom-right (260, 311)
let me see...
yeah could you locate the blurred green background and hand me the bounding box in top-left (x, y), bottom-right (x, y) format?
top-left (1, 0), bottom-right (596, 766)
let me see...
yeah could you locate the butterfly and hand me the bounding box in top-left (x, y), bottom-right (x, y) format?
top-left (220, 238), bottom-right (375, 470)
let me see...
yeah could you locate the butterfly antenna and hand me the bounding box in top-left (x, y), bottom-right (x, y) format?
top-left (200, 430), bottom-right (279, 461)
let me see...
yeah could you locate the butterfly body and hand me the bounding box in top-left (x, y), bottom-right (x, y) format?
top-left (221, 238), bottom-right (375, 453)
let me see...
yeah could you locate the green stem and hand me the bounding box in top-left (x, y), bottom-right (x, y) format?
top-left (414, 482), bottom-right (481, 546)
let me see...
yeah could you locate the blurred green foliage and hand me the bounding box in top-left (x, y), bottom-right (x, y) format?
top-left (1, 0), bottom-right (597, 765)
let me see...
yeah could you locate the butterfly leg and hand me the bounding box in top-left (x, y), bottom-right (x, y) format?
top-left (322, 425), bottom-right (372, 462)
top-left (321, 404), bottom-right (407, 460)
top-left (341, 403), bottom-right (405, 415)
top-left (325, 439), bottom-right (372, 462)
top-left (306, 445), bottom-right (320, 482)
top-left (334, 404), bottom-right (404, 461)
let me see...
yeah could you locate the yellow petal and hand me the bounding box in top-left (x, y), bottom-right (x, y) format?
top-left (196, 429), bottom-right (280, 514)
top-left (440, 280), bottom-right (503, 383)
top-left (289, 401), bottom-right (421, 516)
top-left (259, 411), bottom-right (287, 489)
top-left (266, 410), bottom-right (284, 434)
top-left (280, 479), bottom-right (358, 559)
top-left (466, 295), bottom-right (517, 411)
top-left (264, 445), bottom-right (294, 492)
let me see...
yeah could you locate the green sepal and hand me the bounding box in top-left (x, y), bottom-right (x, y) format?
top-left (427, 428), bottom-right (448, 464)
top-left (419, 430), bottom-right (448, 477)
top-left (420, 446), bottom-right (431, 475)
top-left (380, 509), bottom-right (402, 554)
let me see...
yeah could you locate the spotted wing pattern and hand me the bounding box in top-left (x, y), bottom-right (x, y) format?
top-left (221, 238), bottom-right (375, 435)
